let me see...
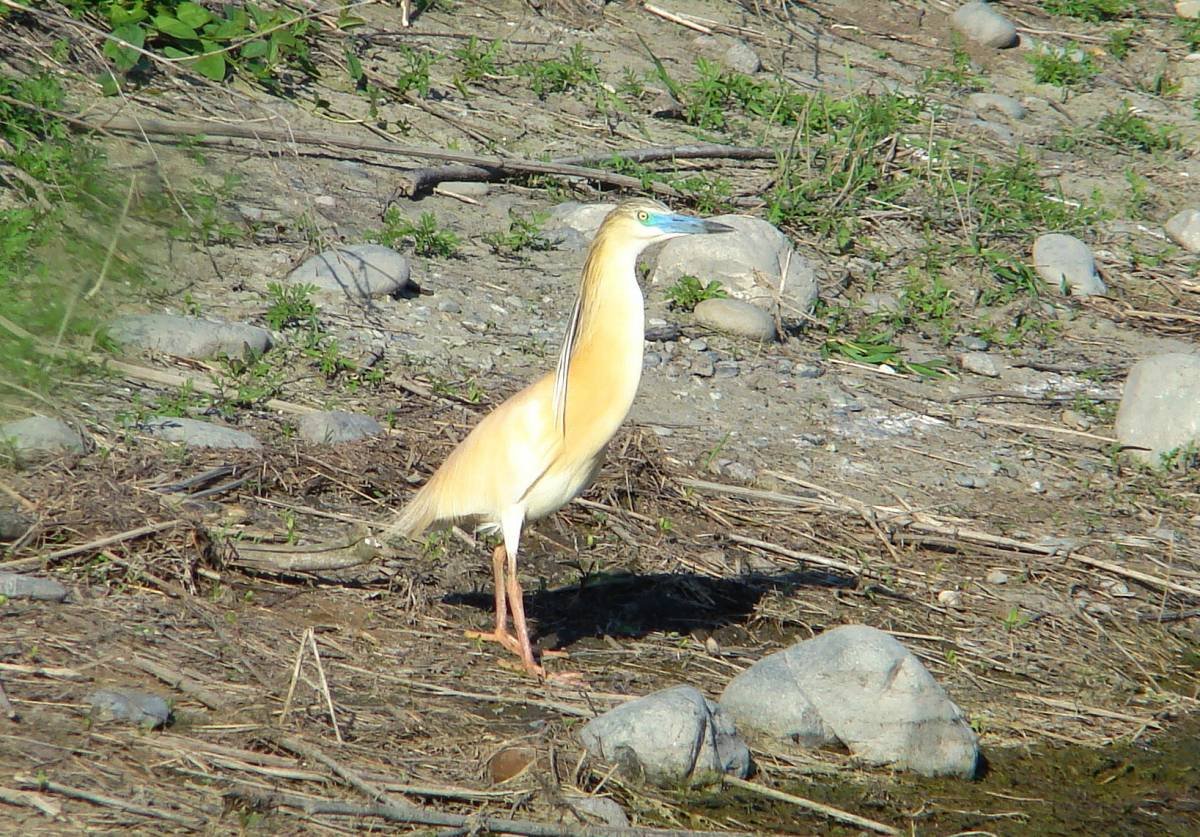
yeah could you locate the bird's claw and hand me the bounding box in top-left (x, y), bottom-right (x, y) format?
top-left (465, 628), bottom-right (522, 655)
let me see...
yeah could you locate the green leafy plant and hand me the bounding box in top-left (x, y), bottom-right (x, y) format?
top-left (1097, 102), bottom-right (1174, 152)
top-left (265, 282), bottom-right (319, 331)
top-left (518, 44), bottom-right (600, 97)
top-left (483, 210), bottom-right (552, 254)
top-left (1041, 0), bottom-right (1133, 22)
top-left (452, 36), bottom-right (503, 83)
top-left (368, 209), bottom-right (460, 257)
top-left (664, 275), bottom-right (726, 310)
top-left (1028, 50), bottom-right (1098, 88)
top-left (394, 45), bottom-right (438, 97)
top-left (821, 335), bottom-right (948, 378)
top-left (98, 1), bottom-right (318, 85)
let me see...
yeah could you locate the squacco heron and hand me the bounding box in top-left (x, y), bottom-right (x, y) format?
top-left (388, 198), bottom-right (733, 677)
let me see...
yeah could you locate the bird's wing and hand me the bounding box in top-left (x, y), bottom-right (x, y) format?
top-left (551, 291), bottom-right (584, 438)
top-left (410, 376), bottom-right (562, 527)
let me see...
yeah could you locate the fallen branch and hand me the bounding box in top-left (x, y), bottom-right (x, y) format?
top-left (396, 143), bottom-right (775, 198)
top-left (226, 786), bottom-right (753, 837)
top-left (59, 113), bottom-right (773, 199)
top-left (131, 655), bottom-right (229, 712)
top-left (723, 775), bottom-right (899, 835)
top-left (15, 775), bottom-right (203, 829)
top-left (0, 662), bottom-right (89, 681)
top-left (0, 785), bottom-right (61, 819)
top-left (232, 538), bottom-right (381, 573)
top-left (0, 520), bottom-right (181, 572)
top-left (679, 477), bottom-right (1200, 599)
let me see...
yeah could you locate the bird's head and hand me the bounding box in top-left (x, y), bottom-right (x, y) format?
top-left (603, 198), bottom-right (735, 246)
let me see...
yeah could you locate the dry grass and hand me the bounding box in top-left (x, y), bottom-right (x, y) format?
top-left (2, 387), bottom-right (1197, 831)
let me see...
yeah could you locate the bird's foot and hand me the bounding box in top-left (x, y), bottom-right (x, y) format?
top-left (465, 628), bottom-right (522, 656)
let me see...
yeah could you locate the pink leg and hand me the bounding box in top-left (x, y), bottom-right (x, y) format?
top-left (504, 547), bottom-right (545, 677)
top-left (465, 545), bottom-right (520, 655)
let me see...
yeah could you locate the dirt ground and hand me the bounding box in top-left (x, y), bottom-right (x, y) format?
top-left (2, 0), bottom-right (1199, 833)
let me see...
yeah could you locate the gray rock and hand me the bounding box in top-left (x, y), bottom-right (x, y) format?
top-left (694, 298), bottom-right (777, 342)
top-left (955, 473), bottom-right (986, 489)
top-left (724, 40), bottom-right (762, 74)
top-left (720, 624), bottom-right (979, 778)
top-left (141, 416), bottom-right (262, 450)
top-left (0, 416), bottom-right (86, 461)
top-left (1177, 0), bottom-right (1200, 19)
top-left (714, 359), bottom-right (741, 378)
top-left (959, 335), bottom-right (989, 351)
top-left (545, 202), bottom-right (617, 242)
top-left (1032, 233), bottom-right (1106, 296)
top-left (564, 795), bottom-right (629, 827)
top-left (0, 509), bottom-right (29, 541)
top-left (958, 351), bottom-right (1001, 377)
top-left (438, 181), bottom-right (491, 197)
top-left (1115, 354), bottom-right (1200, 465)
top-left (1164, 208), bottom-right (1200, 252)
top-left (288, 244), bottom-right (413, 300)
top-left (109, 314), bottom-right (272, 359)
top-left (297, 410), bottom-right (383, 445)
top-left (578, 685), bottom-right (751, 786)
top-left (860, 291), bottom-right (901, 314)
top-left (0, 572), bottom-right (68, 602)
top-left (691, 355), bottom-right (716, 377)
top-left (649, 215), bottom-right (818, 314)
top-left (951, 2), bottom-right (1019, 49)
top-left (968, 92), bottom-right (1027, 119)
top-left (792, 362), bottom-right (824, 379)
top-left (985, 569), bottom-right (1009, 584)
top-left (88, 689), bottom-right (171, 728)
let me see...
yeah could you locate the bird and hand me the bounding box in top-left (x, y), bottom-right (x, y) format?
top-left (386, 198), bottom-right (734, 677)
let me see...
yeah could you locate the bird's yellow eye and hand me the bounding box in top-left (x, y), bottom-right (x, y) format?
top-left (636, 210), bottom-right (649, 222)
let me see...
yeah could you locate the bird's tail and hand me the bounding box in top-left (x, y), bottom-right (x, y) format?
top-left (382, 482), bottom-right (438, 545)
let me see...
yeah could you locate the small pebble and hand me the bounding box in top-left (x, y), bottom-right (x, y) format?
top-left (1032, 234), bottom-right (1106, 297)
top-left (141, 417), bottom-right (261, 450)
top-left (792, 362), bottom-right (823, 379)
top-left (1029, 480), bottom-right (1045, 493)
top-left (1164, 208), bottom-right (1200, 252)
top-left (968, 92), bottom-right (1027, 119)
top-left (959, 335), bottom-right (989, 351)
top-left (437, 299), bottom-right (462, 314)
top-left (724, 39), bottom-right (762, 74)
top-left (985, 569), bottom-right (1009, 584)
top-left (88, 689), bottom-right (171, 728)
top-left (694, 298), bottom-right (777, 342)
top-left (959, 351), bottom-right (1001, 378)
top-left (288, 244), bottom-right (413, 300)
top-left (0, 572), bottom-right (68, 602)
top-left (691, 356), bottom-right (716, 377)
top-left (955, 473), bottom-right (985, 489)
top-left (714, 359), bottom-right (740, 378)
top-left (688, 338), bottom-right (709, 352)
top-left (0, 416), bottom-right (86, 462)
top-left (1177, 0), bottom-right (1200, 19)
top-left (937, 590), bottom-right (964, 608)
top-left (297, 411), bottom-right (383, 445)
top-left (951, 1), bottom-right (1019, 49)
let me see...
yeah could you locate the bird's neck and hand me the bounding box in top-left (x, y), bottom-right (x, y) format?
top-left (575, 226), bottom-right (645, 355)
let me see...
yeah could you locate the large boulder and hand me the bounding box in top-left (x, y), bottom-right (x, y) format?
top-left (720, 625), bottom-right (979, 778)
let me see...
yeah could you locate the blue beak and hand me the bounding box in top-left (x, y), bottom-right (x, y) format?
top-left (651, 213), bottom-right (735, 235)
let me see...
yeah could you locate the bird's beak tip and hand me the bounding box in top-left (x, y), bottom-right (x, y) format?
top-left (703, 220), bottom-right (736, 234)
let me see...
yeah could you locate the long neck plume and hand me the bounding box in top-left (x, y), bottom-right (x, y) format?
top-left (551, 223), bottom-right (645, 436)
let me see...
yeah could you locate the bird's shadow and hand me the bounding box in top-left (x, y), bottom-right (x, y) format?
top-left (443, 567), bottom-right (856, 651)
